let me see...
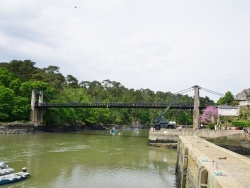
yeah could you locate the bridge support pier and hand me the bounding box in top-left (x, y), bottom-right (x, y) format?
top-left (193, 85), bottom-right (200, 130)
top-left (30, 90), bottom-right (43, 126)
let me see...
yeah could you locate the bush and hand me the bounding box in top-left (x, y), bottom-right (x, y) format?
top-left (208, 123), bottom-right (215, 130)
top-left (232, 120), bottom-right (250, 129)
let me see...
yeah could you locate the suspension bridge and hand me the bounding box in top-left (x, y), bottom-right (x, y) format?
top-left (30, 85), bottom-right (224, 127)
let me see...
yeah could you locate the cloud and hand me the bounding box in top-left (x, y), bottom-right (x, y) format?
top-left (1, 0), bottom-right (250, 101)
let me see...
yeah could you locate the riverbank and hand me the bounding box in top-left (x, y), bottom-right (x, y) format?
top-left (0, 121), bottom-right (150, 134)
top-left (0, 122), bottom-right (37, 134)
top-left (0, 123), bottom-right (107, 134)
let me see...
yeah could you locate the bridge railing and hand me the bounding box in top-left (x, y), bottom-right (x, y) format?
top-left (35, 102), bottom-right (202, 109)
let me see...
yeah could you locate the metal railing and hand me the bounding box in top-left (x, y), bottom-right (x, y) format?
top-left (35, 102), bottom-right (207, 109)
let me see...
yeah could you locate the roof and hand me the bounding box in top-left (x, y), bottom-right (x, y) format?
top-left (235, 88), bottom-right (250, 101)
top-left (217, 105), bottom-right (238, 109)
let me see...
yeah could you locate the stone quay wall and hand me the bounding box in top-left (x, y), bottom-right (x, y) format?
top-left (176, 136), bottom-right (250, 188)
top-left (147, 128), bottom-right (250, 152)
top-left (148, 128), bottom-right (246, 143)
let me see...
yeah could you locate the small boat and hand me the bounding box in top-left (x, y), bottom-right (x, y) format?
top-left (134, 128), bottom-right (139, 132)
top-left (0, 171), bottom-right (30, 185)
top-left (110, 127), bottom-right (116, 135)
top-left (0, 162), bottom-right (14, 176)
top-left (0, 162), bottom-right (30, 185)
top-left (134, 128), bottom-right (139, 133)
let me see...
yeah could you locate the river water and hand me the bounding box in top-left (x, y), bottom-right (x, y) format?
top-left (0, 130), bottom-right (177, 188)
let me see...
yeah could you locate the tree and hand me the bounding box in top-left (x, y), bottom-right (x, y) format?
top-left (201, 106), bottom-right (218, 124)
top-left (20, 81), bottom-right (55, 100)
top-left (11, 96), bottom-right (30, 120)
top-left (0, 86), bottom-right (15, 121)
top-left (0, 67), bottom-right (16, 87)
top-left (9, 78), bottom-right (22, 95)
top-left (3, 60), bottom-right (40, 82)
top-left (38, 65), bottom-right (66, 91)
top-left (217, 91), bottom-right (234, 105)
top-left (200, 96), bottom-right (214, 106)
top-left (66, 75), bottom-right (79, 88)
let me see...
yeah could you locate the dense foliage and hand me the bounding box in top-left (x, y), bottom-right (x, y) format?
top-left (216, 91), bottom-right (236, 105)
top-left (0, 60), bottom-right (216, 126)
top-left (232, 120), bottom-right (250, 129)
top-left (232, 106), bottom-right (250, 129)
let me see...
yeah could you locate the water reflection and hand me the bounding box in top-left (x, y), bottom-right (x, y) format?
top-left (148, 147), bottom-right (177, 187)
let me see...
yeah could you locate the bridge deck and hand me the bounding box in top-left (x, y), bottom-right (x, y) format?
top-left (180, 136), bottom-right (250, 188)
top-left (35, 102), bottom-right (207, 109)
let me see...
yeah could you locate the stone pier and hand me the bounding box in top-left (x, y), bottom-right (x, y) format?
top-left (30, 90), bottom-right (43, 126)
top-left (148, 128), bottom-right (246, 143)
top-left (176, 136), bottom-right (250, 188)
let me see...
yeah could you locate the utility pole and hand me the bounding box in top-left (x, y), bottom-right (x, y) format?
top-left (193, 85), bottom-right (200, 130)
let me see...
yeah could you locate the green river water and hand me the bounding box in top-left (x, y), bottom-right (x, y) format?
top-left (0, 130), bottom-right (177, 188)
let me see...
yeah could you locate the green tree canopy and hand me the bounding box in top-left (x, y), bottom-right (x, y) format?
top-left (0, 86), bottom-right (15, 121)
top-left (0, 67), bottom-right (16, 87)
top-left (20, 81), bottom-right (55, 99)
top-left (216, 91), bottom-right (235, 105)
top-left (1, 60), bottom-right (40, 82)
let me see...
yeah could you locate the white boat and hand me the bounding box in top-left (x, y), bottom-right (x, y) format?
top-left (0, 171), bottom-right (30, 185)
top-left (0, 162), bottom-right (14, 176)
top-left (0, 162), bottom-right (30, 185)
top-left (134, 128), bottom-right (139, 132)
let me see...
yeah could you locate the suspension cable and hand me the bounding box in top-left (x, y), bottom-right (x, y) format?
top-left (199, 87), bottom-right (224, 96)
top-left (174, 87), bottom-right (194, 95)
top-left (174, 86), bottom-right (224, 98)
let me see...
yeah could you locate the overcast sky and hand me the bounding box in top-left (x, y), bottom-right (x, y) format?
top-left (1, 0), bottom-right (249, 101)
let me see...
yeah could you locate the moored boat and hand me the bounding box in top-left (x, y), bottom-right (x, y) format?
top-left (0, 162), bottom-right (30, 185)
top-left (0, 162), bottom-right (14, 176)
top-left (110, 127), bottom-right (116, 135)
top-left (0, 171), bottom-right (30, 185)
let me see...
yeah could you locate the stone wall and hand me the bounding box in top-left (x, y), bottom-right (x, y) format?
top-left (148, 128), bottom-right (250, 155)
top-left (148, 128), bottom-right (246, 143)
top-left (176, 136), bottom-right (248, 188)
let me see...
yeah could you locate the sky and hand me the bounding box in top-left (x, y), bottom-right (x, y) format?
top-left (1, 0), bottom-right (250, 102)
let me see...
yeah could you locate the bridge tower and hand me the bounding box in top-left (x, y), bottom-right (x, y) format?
top-left (30, 90), bottom-right (43, 126)
top-left (193, 85), bottom-right (200, 129)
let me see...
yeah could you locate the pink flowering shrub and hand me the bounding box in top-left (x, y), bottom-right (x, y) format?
top-left (201, 106), bottom-right (218, 124)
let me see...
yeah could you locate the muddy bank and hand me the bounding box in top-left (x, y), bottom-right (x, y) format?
top-left (0, 122), bottom-right (38, 134)
top-left (0, 122), bottom-right (150, 134)
top-left (0, 123), bottom-right (107, 134)
top-left (147, 142), bottom-right (177, 149)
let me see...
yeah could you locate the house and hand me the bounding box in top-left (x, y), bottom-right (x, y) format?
top-left (235, 88), bottom-right (250, 106)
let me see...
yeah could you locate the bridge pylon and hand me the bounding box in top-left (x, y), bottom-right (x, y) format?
top-left (193, 85), bottom-right (200, 130)
top-left (30, 90), bottom-right (43, 126)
